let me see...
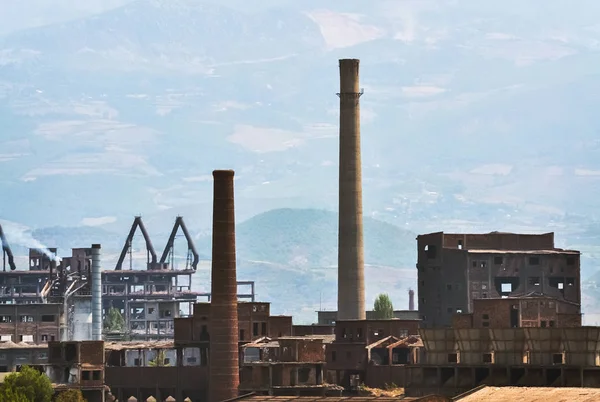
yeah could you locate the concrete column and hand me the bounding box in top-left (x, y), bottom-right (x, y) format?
top-left (91, 244), bottom-right (102, 341)
top-left (337, 58), bottom-right (366, 320)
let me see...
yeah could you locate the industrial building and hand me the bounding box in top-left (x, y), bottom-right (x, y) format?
top-left (416, 231), bottom-right (581, 328)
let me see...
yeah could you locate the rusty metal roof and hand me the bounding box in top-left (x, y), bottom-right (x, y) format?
top-left (456, 387), bottom-right (600, 401)
top-left (104, 341), bottom-right (174, 350)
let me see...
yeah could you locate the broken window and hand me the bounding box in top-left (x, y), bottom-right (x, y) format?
top-left (458, 240), bottom-right (463, 250)
top-left (482, 293), bottom-right (488, 298)
top-left (253, 323), bottom-right (259, 337)
top-left (567, 256), bottom-right (575, 266)
top-left (482, 314), bottom-right (489, 320)
top-left (331, 351), bottom-right (336, 362)
top-left (41, 315), bottom-right (55, 322)
top-left (19, 315), bottom-right (33, 323)
top-left (549, 301), bottom-right (555, 308)
top-left (541, 321), bottom-right (547, 328)
top-left (482, 283), bottom-right (488, 290)
top-left (148, 308), bottom-right (155, 314)
top-left (0, 316), bottom-right (11, 323)
top-left (92, 371), bottom-right (101, 381)
top-left (239, 329), bottom-right (245, 340)
top-left (472, 261), bottom-right (477, 268)
top-left (482, 353), bottom-right (493, 363)
top-left (134, 358), bottom-right (141, 366)
top-left (357, 328), bottom-right (362, 339)
top-left (553, 353), bottom-right (564, 364)
top-left (82, 371), bottom-right (91, 381)
top-left (342, 328), bottom-right (347, 339)
top-left (41, 335), bottom-right (48, 342)
top-left (298, 368), bottom-right (310, 383)
top-left (480, 262), bottom-right (487, 268)
top-left (456, 309), bottom-right (463, 313)
top-left (495, 277), bottom-right (519, 296)
top-left (567, 277), bottom-right (575, 286)
top-left (447, 353), bottom-right (458, 363)
top-left (501, 283), bottom-right (512, 292)
top-left (424, 245), bottom-right (437, 259)
top-left (261, 322), bottom-right (267, 335)
top-left (494, 256), bottom-right (503, 265)
top-left (529, 256), bottom-right (540, 265)
top-left (529, 277), bottom-right (540, 286)
top-left (549, 320), bottom-right (555, 327)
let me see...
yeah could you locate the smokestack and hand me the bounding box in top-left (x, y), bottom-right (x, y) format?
top-left (409, 289), bottom-right (415, 311)
top-left (91, 244), bottom-right (102, 341)
top-left (337, 59), bottom-right (366, 320)
top-left (209, 170), bottom-right (239, 402)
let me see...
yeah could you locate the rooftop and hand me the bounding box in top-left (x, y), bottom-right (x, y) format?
top-left (456, 386), bottom-right (600, 401)
top-left (104, 341), bottom-right (174, 350)
top-left (229, 396), bottom-right (427, 402)
top-left (467, 249), bottom-right (579, 255)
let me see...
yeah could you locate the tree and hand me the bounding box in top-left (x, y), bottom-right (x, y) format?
top-left (0, 365), bottom-right (53, 402)
top-left (373, 293), bottom-right (394, 319)
top-left (55, 389), bottom-right (87, 402)
top-left (148, 349), bottom-right (171, 367)
top-left (0, 386), bottom-right (29, 402)
top-left (104, 307), bottom-right (125, 332)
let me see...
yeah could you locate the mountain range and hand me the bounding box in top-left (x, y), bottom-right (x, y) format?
top-left (2, 0), bottom-right (600, 323)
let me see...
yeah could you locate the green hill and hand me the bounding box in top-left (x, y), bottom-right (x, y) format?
top-left (197, 208), bottom-right (416, 268)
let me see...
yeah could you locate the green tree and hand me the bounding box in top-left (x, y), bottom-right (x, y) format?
top-left (55, 389), bottom-right (87, 402)
top-left (104, 307), bottom-right (125, 332)
top-left (148, 349), bottom-right (171, 367)
top-left (0, 365), bottom-right (53, 402)
top-left (0, 386), bottom-right (29, 402)
top-left (373, 293), bottom-right (394, 319)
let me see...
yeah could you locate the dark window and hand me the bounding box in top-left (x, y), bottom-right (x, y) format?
top-left (342, 328), bottom-right (347, 339)
top-left (357, 328), bottom-right (362, 339)
top-left (541, 321), bottom-right (547, 328)
top-left (529, 257), bottom-right (540, 265)
top-left (425, 244), bottom-right (437, 259)
top-left (494, 256), bottom-right (503, 265)
top-left (92, 371), bottom-right (101, 381)
top-left (482, 322), bottom-right (489, 327)
top-left (134, 358), bottom-right (141, 366)
top-left (253, 323), bottom-right (259, 336)
top-left (298, 368), bottom-right (310, 383)
top-left (458, 240), bottom-right (463, 249)
top-left (483, 353), bottom-right (493, 363)
top-left (82, 371), bottom-right (91, 380)
top-left (41, 315), bottom-right (55, 322)
top-left (549, 320), bottom-right (555, 327)
top-left (239, 329), bottom-right (245, 340)
top-left (553, 353), bottom-right (563, 364)
top-left (472, 261), bottom-right (477, 268)
top-left (261, 322), bottom-right (267, 335)
top-left (331, 351), bottom-right (336, 362)
top-left (480, 262), bottom-right (487, 268)
top-left (447, 353), bottom-right (458, 363)
top-left (482, 314), bottom-right (489, 320)
top-left (529, 277), bottom-right (540, 286)
top-left (482, 293), bottom-right (488, 298)
top-left (567, 256), bottom-right (575, 266)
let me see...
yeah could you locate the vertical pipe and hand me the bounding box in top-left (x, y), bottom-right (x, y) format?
top-left (91, 244), bottom-right (102, 341)
top-left (209, 170), bottom-right (239, 402)
top-left (337, 58), bottom-right (366, 320)
top-left (409, 289), bottom-right (415, 311)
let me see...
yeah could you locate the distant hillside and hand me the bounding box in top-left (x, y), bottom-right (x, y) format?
top-left (196, 208), bottom-right (416, 268)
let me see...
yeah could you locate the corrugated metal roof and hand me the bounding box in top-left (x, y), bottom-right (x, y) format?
top-left (456, 387), bottom-right (600, 401)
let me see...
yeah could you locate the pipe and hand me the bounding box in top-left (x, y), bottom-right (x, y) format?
top-left (209, 170), bottom-right (240, 402)
top-left (409, 289), bottom-right (415, 311)
top-left (91, 244), bottom-right (102, 341)
top-left (337, 59), bottom-right (366, 320)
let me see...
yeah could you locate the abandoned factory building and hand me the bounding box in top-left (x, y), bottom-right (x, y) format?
top-left (416, 231), bottom-right (581, 328)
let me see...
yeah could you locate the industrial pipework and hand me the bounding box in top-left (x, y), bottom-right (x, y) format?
top-left (337, 58), bottom-right (366, 320)
top-left (209, 170), bottom-right (240, 402)
top-left (91, 244), bottom-right (102, 341)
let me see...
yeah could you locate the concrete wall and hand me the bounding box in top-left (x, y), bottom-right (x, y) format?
top-left (0, 303), bottom-right (61, 343)
top-left (72, 298), bottom-right (92, 341)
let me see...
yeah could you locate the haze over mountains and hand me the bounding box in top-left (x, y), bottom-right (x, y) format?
top-left (2, 0), bottom-right (600, 323)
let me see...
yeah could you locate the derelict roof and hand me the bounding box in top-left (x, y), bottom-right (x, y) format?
top-left (455, 386), bottom-right (600, 401)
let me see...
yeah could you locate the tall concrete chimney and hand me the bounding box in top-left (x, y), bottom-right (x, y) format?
top-left (337, 59), bottom-right (366, 320)
top-left (209, 170), bottom-right (239, 402)
top-left (91, 244), bottom-right (102, 341)
top-left (409, 288), bottom-right (415, 311)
